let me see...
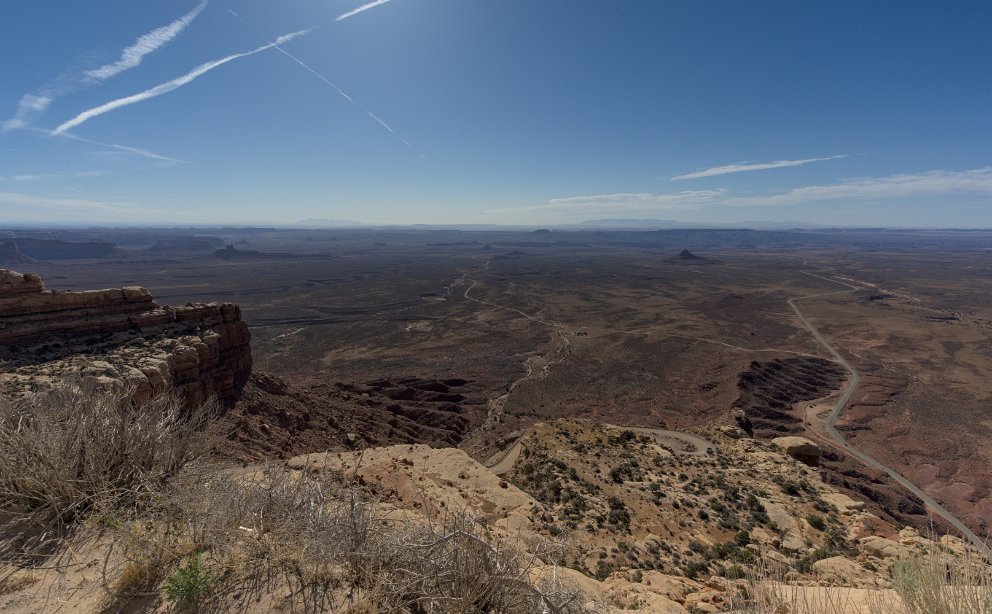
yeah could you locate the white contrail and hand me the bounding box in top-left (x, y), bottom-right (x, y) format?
top-left (22, 126), bottom-right (188, 164)
top-left (671, 155), bottom-right (849, 180)
top-left (86, 0), bottom-right (209, 81)
top-left (52, 29), bottom-right (311, 135)
top-left (229, 11), bottom-right (412, 146)
top-left (336, 0), bottom-right (396, 21)
top-left (4, 1), bottom-right (207, 131)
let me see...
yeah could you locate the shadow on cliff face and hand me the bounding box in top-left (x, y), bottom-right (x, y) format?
top-left (207, 371), bottom-right (483, 463)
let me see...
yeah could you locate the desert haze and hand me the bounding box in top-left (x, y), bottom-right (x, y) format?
top-left (1, 226), bottom-right (991, 612)
top-left (2, 0), bottom-right (991, 611)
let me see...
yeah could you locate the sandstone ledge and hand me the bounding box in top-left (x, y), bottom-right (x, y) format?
top-left (0, 268), bottom-right (251, 407)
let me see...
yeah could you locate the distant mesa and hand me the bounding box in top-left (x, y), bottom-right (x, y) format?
top-left (293, 218), bottom-right (366, 228)
top-left (0, 237), bottom-right (121, 261)
top-left (146, 235), bottom-right (225, 254)
top-left (213, 245), bottom-right (263, 259)
top-left (211, 244), bottom-right (330, 261)
top-left (0, 241), bottom-right (37, 267)
top-left (669, 249), bottom-right (718, 264)
top-left (863, 293), bottom-right (893, 302)
top-left (493, 250), bottom-right (527, 260)
top-left (531, 228), bottom-right (552, 234)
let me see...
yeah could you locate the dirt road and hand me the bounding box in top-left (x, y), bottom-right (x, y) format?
top-left (485, 427), bottom-right (713, 475)
top-left (626, 427), bottom-right (714, 456)
top-left (789, 273), bottom-right (991, 558)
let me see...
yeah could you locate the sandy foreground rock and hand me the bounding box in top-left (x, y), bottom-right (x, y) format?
top-left (1, 426), bottom-right (985, 613)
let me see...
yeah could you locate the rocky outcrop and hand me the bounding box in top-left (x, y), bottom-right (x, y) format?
top-left (0, 269), bottom-right (251, 408)
top-left (772, 436), bottom-right (822, 466)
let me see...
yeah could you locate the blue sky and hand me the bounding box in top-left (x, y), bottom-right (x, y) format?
top-left (1, 0), bottom-right (990, 226)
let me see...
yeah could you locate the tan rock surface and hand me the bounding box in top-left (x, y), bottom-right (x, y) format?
top-left (771, 436), bottom-right (822, 466)
top-left (0, 268), bottom-right (251, 407)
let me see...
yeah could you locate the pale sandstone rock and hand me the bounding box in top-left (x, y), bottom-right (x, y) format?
top-left (718, 425), bottom-right (744, 439)
top-left (860, 536), bottom-right (911, 560)
top-left (898, 526), bottom-right (929, 548)
top-left (771, 436), bottom-right (822, 466)
top-left (940, 534), bottom-right (969, 556)
top-left (813, 556), bottom-right (864, 584)
top-left (762, 499), bottom-right (806, 551)
top-left (822, 491), bottom-right (866, 514)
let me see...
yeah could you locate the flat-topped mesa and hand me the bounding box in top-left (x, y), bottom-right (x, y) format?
top-left (0, 269), bottom-right (252, 408)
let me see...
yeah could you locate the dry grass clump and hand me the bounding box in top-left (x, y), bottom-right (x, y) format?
top-left (1, 383), bottom-right (596, 612)
top-left (107, 466), bottom-right (597, 612)
top-left (890, 542), bottom-right (992, 614)
top-left (0, 381), bottom-right (211, 527)
top-left (734, 539), bottom-right (992, 614)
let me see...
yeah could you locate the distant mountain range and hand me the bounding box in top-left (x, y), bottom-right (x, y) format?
top-left (579, 218), bottom-right (838, 230)
top-left (293, 218), bottom-right (368, 228)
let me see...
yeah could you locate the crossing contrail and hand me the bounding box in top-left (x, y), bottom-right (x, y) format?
top-left (230, 10), bottom-right (415, 149)
top-left (52, 29), bottom-right (312, 135)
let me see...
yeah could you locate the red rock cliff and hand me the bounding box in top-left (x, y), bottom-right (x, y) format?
top-left (0, 269), bottom-right (252, 407)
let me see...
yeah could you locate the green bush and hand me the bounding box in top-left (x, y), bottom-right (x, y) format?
top-left (164, 553), bottom-right (218, 610)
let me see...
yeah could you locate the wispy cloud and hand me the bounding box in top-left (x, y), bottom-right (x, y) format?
top-left (336, 0), bottom-right (396, 21)
top-left (0, 170), bottom-right (109, 183)
top-left (3, 2), bottom-right (207, 132)
top-left (745, 167), bottom-right (992, 207)
top-left (52, 29), bottom-right (312, 135)
top-left (0, 191), bottom-right (125, 211)
top-left (18, 126), bottom-right (188, 165)
top-left (3, 95), bottom-right (53, 132)
top-left (57, 132), bottom-right (190, 164)
top-left (671, 155), bottom-right (849, 181)
top-left (488, 168), bottom-right (992, 217)
top-left (85, 0), bottom-right (209, 81)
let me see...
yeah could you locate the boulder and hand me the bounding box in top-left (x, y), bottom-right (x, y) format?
top-left (860, 536), bottom-right (910, 560)
top-left (821, 491), bottom-right (866, 514)
top-left (771, 436), bottom-right (822, 466)
top-left (717, 425), bottom-right (744, 439)
top-left (812, 556), bottom-right (863, 584)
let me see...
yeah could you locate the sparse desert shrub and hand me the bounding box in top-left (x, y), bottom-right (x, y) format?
top-left (163, 553), bottom-right (218, 611)
top-left (2, 383), bottom-right (600, 613)
top-left (736, 535), bottom-right (992, 614)
top-left (806, 513), bottom-right (827, 532)
top-left (891, 542), bottom-right (992, 614)
top-left (0, 381), bottom-right (212, 527)
top-left (605, 496), bottom-right (631, 532)
top-left (107, 464), bottom-right (598, 613)
top-left (779, 481), bottom-right (801, 497)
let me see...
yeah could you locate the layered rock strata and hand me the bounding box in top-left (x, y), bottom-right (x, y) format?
top-left (0, 269), bottom-right (251, 407)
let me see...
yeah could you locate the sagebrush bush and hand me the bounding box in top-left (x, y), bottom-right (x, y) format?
top-left (111, 467), bottom-right (597, 613)
top-left (0, 381), bottom-right (212, 525)
top-left (0, 383), bottom-right (597, 612)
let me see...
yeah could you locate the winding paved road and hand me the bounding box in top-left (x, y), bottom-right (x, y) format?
top-left (788, 273), bottom-right (991, 559)
top-left (485, 427), bottom-right (713, 475)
